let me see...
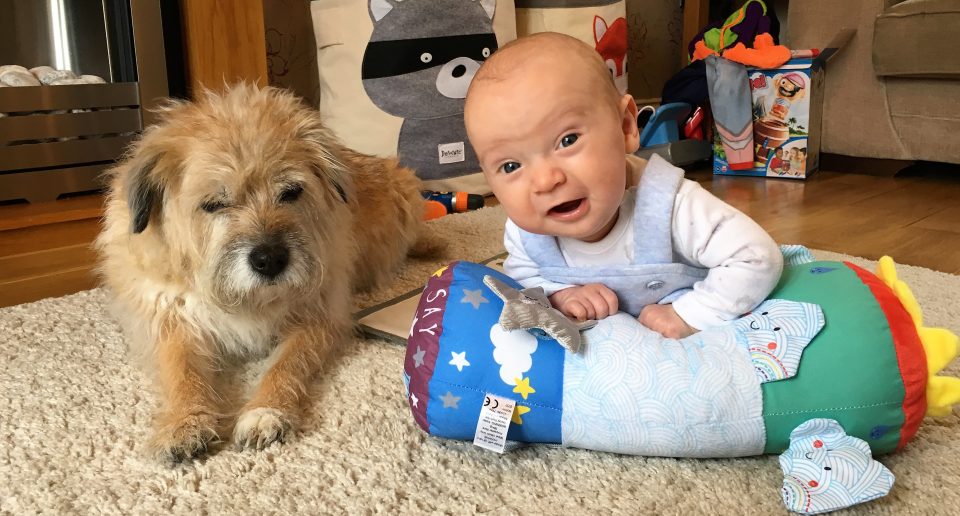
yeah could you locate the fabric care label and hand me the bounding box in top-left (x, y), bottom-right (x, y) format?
top-left (437, 141), bottom-right (466, 164)
top-left (473, 393), bottom-right (516, 453)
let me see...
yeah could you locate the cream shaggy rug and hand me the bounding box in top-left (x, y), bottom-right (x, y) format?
top-left (2, 206), bottom-right (959, 515)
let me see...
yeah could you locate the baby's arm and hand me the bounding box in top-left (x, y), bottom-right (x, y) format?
top-left (503, 222), bottom-right (618, 321)
top-left (668, 181), bottom-right (784, 330)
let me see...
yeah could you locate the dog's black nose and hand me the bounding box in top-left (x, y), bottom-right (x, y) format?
top-left (248, 243), bottom-right (289, 279)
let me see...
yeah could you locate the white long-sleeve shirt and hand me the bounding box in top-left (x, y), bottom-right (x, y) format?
top-left (503, 157), bottom-right (783, 330)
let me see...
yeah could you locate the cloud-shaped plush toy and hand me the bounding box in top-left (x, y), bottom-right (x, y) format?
top-left (780, 419), bottom-right (895, 514)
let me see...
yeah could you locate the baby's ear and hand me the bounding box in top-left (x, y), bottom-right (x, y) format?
top-left (620, 95), bottom-right (640, 153)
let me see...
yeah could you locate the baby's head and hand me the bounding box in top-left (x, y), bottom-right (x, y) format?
top-left (775, 147), bottom-right (783, 158)
top-left (465, 32), bottom-right (639, 242)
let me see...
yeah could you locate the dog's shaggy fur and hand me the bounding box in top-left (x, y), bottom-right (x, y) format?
top-left (96, 85), bottom-right (428, 463)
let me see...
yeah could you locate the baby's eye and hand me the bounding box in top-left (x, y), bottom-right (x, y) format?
top-left (500, 162), bottom-right (521, 174)
top-left (560, 133), bottom-right (579, 148)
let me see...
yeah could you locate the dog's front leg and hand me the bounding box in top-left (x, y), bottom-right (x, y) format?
top-left (150, 324), bottom-right (222, 464)
top-left (234, 324), bottom-right (331, 450)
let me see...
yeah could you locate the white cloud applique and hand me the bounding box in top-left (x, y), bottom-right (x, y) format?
top-left (490, 324), bottom-right (538, 386)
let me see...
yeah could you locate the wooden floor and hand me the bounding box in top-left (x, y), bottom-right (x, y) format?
top-left (0, 195), bottom-right (102, 308)
top-left (2, 159), bottom-right (960, 308)
top-left (684, 160), bottom-right (960, 274)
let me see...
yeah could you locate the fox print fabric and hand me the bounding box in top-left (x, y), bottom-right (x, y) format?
top-left (514, 1), bottom-right (629, 93)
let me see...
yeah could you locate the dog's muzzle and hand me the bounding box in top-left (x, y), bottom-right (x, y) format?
top-left (248, 242), bottom-right (290, 280)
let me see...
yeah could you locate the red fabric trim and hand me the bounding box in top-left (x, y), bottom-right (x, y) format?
top-left (406, 262), bottom-right (456, 433)
top-left (846, 262), bottom-right (928, 450)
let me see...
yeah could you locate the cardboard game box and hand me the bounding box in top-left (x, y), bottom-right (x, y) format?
top-left (713, 56), bottom-right (824, 179)
top-left (713, 30), bottom-right (854, 179)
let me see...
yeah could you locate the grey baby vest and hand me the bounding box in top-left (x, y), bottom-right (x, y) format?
top-left (517, 162), bottom-right (708, 317)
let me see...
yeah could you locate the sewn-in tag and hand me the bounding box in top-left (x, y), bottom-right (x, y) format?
top-left (437, 141), bottom-right (466, 164)
top-left (473, 393), bottom-right (516, 453)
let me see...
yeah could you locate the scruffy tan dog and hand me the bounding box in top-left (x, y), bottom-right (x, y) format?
top-left (97, 84), bottom-right (428, 464)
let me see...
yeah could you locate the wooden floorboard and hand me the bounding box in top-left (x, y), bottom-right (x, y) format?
top-left (2, 161), bottom-right (959, 307)
top-left (687, 162), bottom-right (960, 274)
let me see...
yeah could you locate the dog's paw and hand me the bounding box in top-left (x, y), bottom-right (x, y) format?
top-left (150, 412), bottom-right (220, 465)
top-left (233, 407), bottom-right (293, 451)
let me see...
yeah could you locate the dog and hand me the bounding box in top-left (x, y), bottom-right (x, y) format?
top-left (96, 84), bottom-right (430, 463)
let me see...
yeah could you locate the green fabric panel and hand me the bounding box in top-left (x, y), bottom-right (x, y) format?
top-left (703, 28), bottom-right (724, 53)
top-left (761, 262), bottom-right (906, 455)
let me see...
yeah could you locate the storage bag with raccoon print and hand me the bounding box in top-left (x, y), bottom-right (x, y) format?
top-left (312, 0), bottom-right (517, 194)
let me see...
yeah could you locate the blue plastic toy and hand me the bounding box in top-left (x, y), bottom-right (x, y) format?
top-left (638, 102), bottom-right (691, 147)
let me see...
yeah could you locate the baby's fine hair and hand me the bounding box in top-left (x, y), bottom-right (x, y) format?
top-left (468, 32), bottom-right (621, 105)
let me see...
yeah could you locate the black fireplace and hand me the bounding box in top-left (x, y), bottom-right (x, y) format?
top-left (0, 0), bottom-right (172, 203)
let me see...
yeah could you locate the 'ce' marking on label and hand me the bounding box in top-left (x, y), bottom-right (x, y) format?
top-left (483, 396), bottom-right (499, 410)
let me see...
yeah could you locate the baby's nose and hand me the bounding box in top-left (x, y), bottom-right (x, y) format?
top-left (531, 164), bottom-right (565, 192)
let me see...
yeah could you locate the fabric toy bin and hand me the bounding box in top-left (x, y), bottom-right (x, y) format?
top-left (310, 0), bottom-right (517, 195)
top-left (713, 55), bottom-right (825, 179)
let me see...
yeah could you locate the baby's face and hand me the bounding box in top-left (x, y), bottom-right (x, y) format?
top-left (466, 60), bottom-right (637, 242)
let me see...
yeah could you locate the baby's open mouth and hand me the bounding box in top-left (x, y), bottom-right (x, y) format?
top-left (549, 199), bottom-right (584, 215)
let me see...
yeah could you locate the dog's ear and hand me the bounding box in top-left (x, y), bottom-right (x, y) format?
top-left (297, 115), bottom-right (352, 204)
top-left (331, 177), bottom-right (348, 204)
top-left (125, 153), bottom-right (164, 234)
top-left (310, 159), bottom-right (350, 204)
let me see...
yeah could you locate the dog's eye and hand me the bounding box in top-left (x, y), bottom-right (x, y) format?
top-left (201, 200), bottom-right (227, 213)
top-left (279, 184), bottom-right (304, 203)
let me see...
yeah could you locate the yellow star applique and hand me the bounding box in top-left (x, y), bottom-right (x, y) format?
top-left (432, 265), bottom-right (449, 278)
top-left (513, 376), bottom-right (536, 400)
top-left (512, 405), bottom-right (531, 425)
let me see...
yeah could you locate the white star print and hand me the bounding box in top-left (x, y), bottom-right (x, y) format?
top-left (449, 351), bottom-right (470, 372)
top-left (410, 393), bottom-right (419, 407)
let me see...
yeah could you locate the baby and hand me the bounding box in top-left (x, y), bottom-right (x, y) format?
top-left (464, 33), bottom-right (783, 339)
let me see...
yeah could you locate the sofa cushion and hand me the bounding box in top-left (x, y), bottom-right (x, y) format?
top-left (873, 0), bottom-right (960, 78)
top-left (886, 77), bottom-right (960, 163)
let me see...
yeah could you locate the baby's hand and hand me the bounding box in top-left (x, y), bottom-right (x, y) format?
top-left (548, 284), bottom-right (618, 321)
top-left (639, 304), bottom-right (697, 339)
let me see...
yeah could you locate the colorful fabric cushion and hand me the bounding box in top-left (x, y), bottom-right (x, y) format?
top-left (404, 251), bottom-right (948, 457)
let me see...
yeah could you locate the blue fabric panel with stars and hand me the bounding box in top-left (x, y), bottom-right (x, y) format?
top-left (411, 261), bottom-right (565, 444)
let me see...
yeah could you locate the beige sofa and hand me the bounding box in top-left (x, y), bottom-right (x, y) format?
top-left (789, 0), bottom-right (960, 164)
